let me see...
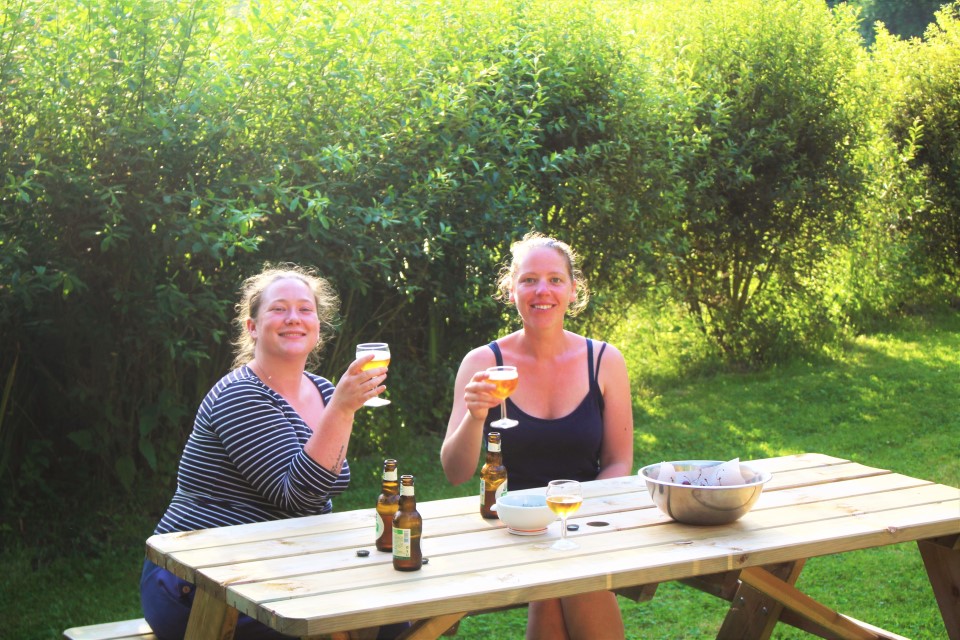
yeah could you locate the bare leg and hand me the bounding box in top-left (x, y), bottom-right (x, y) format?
top-left (561, 591), bottom-right (624, 640)
top-left (527, 599), bottom-right (570, 640)
top-left (527, 592), bottom-right (624, 640)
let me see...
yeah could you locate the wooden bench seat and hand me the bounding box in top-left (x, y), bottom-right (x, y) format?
top-left (58, 588), bottom-right (652, 640)
top-left (63, 618), bottom-right (156, 640)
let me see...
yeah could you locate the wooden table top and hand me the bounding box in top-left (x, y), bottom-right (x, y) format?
top-left (145, 453), bottom-right (960, 639)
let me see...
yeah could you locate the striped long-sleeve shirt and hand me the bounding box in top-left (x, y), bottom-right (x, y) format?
top-left (154, 365), bottom-right (351, 534)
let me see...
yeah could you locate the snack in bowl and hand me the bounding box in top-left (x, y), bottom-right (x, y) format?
top-left (492, 493), bottom-right (557, 535)
top-left (639, 459), bottom-right (771, 525)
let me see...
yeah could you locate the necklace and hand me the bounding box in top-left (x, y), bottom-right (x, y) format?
top-left (250, 360), bottom-right (273, 381)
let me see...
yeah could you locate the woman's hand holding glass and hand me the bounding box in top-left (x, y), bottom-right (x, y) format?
top-left (356, 343), bottom-right (390, 407)
top-left (485, 365), bottom-right (519, 428)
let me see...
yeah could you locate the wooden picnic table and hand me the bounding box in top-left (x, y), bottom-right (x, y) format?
top-left (145, 453), bottom-right (960, 640)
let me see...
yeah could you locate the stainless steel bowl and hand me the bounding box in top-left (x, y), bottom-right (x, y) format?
top-left (639, 460), bottom-right (771, 525)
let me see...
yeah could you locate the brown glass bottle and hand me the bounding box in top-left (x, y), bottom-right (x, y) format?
top-left (375, 459), bottom-right (400, 552)
top-left (392, 475), bottom-right (423, 571)
top-left (480, 431), bottom-right (508, 519)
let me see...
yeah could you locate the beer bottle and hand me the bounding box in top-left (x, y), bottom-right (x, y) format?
top-left (392, 475), bottom-right (423, 571)
top-left (480, 431), bottom-right (508, 519)
top-left (375, 459), bottom-right (400, 552)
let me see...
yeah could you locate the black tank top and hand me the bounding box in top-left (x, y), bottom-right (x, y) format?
top-left (482, 338), bottom-right (607, 490)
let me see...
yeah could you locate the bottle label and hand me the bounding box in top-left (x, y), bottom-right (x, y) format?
top-left (480, 478), bottom-right (508, 505)
top-left (400, 484), bottom-right (414, 496)
top-left (488, 441), bottom-right (500, 452)
top-left (383, 469), bottom-right (397, 481)
top-left (375, 513), bottom-right (384, 537)
top-left (392, 527), bottom-right (411, 558)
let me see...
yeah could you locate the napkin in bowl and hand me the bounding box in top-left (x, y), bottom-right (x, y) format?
top-left (656, 458), bottom-right (749, 486)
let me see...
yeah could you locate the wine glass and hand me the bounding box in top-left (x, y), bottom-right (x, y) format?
top-left (486, 366), bottom-right (519, 428)
top-left (546, 479), bottom-right (583, 551)
top-left (356, 343), bottom-right (391, 407)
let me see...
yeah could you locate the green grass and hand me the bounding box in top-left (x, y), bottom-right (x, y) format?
top-left (3, 312), bottom-right (958, 639)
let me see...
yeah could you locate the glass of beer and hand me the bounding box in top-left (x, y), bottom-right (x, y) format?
top-left (546, 479), bottom-right (583, 551)
top-left (357, 342), bottom-right (391, 407)
top-left (486, 365), bottom-right (519, 428)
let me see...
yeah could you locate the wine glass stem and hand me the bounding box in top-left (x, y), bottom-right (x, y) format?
top-left (500, 400), bottom-right (507, 423)
top-left (560, 517), bottom-right (567, 541)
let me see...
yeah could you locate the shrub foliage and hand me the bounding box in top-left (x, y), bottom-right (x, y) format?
top-left (0, 0), bottom-right (958, 513)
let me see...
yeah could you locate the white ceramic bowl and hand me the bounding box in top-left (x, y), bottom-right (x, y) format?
top-left (493, 493), bottom-right (557, 534)
top-left (639, 460), bottom-right (772, 525)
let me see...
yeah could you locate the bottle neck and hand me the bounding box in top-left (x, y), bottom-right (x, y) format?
top-left (382, 480), bottom-right (399, 494)
top-left (398, 475), bottom-right (416, 508)
top-left (485, 436), bottom-right (502, 464)
top-left (399, 494), bottom-right (416, 512)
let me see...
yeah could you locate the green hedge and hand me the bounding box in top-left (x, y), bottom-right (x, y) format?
top-left (1, 0), bottom-right (958, 512)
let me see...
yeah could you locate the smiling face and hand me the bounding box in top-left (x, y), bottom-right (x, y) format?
top-left (247, 277), bottom-right (320, 363)
top-left (511, 245), bottom-right (577, 328)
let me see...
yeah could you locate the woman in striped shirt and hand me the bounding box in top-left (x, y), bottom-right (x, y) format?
top-left (140, 264), bottom-right (389, 640)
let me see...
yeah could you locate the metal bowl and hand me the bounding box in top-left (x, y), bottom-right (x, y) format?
top-left (639, 460), bottom-right (771, 525)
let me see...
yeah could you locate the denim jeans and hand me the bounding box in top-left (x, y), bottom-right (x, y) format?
top-left (140, 557), bottom-right (409, 640)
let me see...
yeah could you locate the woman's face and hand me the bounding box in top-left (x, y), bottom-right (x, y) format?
top-left (511, 246), bottom-right (576, 327)
top-left (247, 277), bottom-right (320, 361)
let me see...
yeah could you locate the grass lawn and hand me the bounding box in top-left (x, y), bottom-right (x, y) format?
top-left (4, 312), bottom-right (958, 639)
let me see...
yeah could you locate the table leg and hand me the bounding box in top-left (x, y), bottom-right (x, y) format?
top-left (614, 583), bottom-right (660, 603)
top-left (397, 613), bottom-right (466, 640)
top-left (715, 560), bottom-right (805, 639)
top-left (738, 566), bottom-right (885, 639)
top-left (326, 628), bottom-right (380, 639)
top-left (681, 571), bottom-right (742, 601)
top-left (184, 582), bottom-right (238, 640)
top-left (918, 534), bottom-right (960, 640)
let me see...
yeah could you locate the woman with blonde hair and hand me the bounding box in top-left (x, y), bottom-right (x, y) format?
top-left (441, 233), bottom-right (634, 639)
top-left (141, 263), bottom-right (396, 639)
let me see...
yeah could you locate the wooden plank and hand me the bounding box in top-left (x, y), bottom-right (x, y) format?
top-left (399, 614), bottom-right (465, 640)
top-left (161, 470), bottom-right (940, 589)
top-left (756, 473), bottom-right (929, 509)
top-left (613, 582), bottom-right (659, 602)
top-left (192, 481), bottom-right (960, 593)
top-left (716, 561), bottom-right (805, 640)
top-left (147, 457), bottom-right (894, 578)
top-left (679, 571), bottom-right (742, 601)
top-left (839, 615), bottom-right (912, 640)
top-left (252, 499), bottom-right (960, 637)
top-left (146, 509), bottom-right (374, 556)
top-left (184, 584), bottom-right (238, 640)
top-left (146, 455), bottom-right (857, 560)
top-left (918, 534), bottom-right (960, 640)
top-left (62, 618), bottom-right (155, 640)
top-left (759, 463), bottom-right (891, 493)
top-left (777, 609), bottom-right (913, 640)
top-left (216, 483), bottom-right (956, 610)
top-left (144, 456), bottom-right (956, 640)
top-left (738, 566), bottom-right (878, 639)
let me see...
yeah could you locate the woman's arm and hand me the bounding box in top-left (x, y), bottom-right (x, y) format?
top-left (440, 346), bottom-right (498, 485)
top-left (305, 354), bottom-right (385, 474)
top-left (596, 344), bottom-right (634, 480)
top-left (212, 357), bottom-right (381, 512)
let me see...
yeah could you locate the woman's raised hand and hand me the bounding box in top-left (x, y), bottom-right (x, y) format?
top-left (332, 353), bottom-right (388, 412)
top-left (463, 370), bottom-right (499, 421)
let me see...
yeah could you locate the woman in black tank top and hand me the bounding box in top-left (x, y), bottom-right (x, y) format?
top-left (441, 232), bottom-right (634, 640)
